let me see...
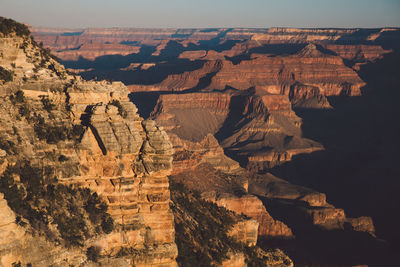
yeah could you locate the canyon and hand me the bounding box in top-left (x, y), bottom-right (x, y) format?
top-left (0, 18), bottom-right (398, 267)
top-left (0, 18), bottom-right (295, 267)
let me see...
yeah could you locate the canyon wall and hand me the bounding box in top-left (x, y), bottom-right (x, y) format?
top-left (0, 32), bottom-right (177, 266)
top-left (26, 24), bottom-right (400, 266)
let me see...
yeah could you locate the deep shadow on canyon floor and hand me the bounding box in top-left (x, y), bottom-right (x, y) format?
top-left (57, 33), bottom-right (400, 266)
top-left (268, 51), bottom-right (400, 266)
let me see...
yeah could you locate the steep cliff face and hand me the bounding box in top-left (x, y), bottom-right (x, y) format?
top-left (150, 91), bottom-right (322, 171)
top-left (249, 173), bottom-right (375, 235)
top-left (0, 23), bottom-right (177, 266)
top-left (322, 44), bottom-right (392, 62)
top-left (0, 193), bottom-right (94, 267)
top-left (28, 23), bottom-right (400, 266)
top-left (169, 181), bottom-right (293, 267)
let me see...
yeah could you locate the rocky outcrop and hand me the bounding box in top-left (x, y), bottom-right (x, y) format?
top-left (0, 28), bottom-right (177, 266)
top-left (220, 253), bottom-right (247, 267)
top-left (322, 44), bottom-right (392, 63)
top-left (228, 220), bottom-right (259, 247)
top-left (150, 92), bottom-right (230, 141)
top-left (211, 193), bottom-right (294, 239)
top-left (23, 23), bottom-right (397, 266)
top-left (170, 179), bottom-right (293, 267)
top-left (346, 217), bottom-right (375, 236)
top-left (150, 91), bottom-right (322, 172)
top-left (249, 172), bottom-right (376, 234)
top-left (60, 94), bottom-right (177, 265)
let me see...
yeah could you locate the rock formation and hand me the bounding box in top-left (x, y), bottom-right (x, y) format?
top-left (169, 180), bottom-right (293, 267)
top-left (150, 92), bottom-right (322, 171)
top-left (0, 20), bottom-right (177, 266)
top-left (132, 43), bottom-right (365, 107)
top-left (13, 21), bottom-right (400, 266)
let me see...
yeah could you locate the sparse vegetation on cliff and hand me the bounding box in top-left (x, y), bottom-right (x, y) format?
top-left (9, 90), bottom-right (25, 104)
top-left (18, 104), bottom-right (31, 118)
top-left (0, 137), bottom-right (16, 155)
top-left (39, 95), bottom-right (56, 112)
top-left (109, 99), bottom-right (128, 118)
top-left (37, 41), bottom-right (60, 63)
top-left (0, 162), bottom-right (114, 247)
top-left (0, 66), bottom-right (13, 82)
top-left (32, 114), bottom-right (84, 144)
top-left (71, 124), bottom-right (85, 139)
top-left (170, 180), bottom-right (239, 265)
top-left (0, 17), bottom-right (30, 37)
top-left (170, 180), bottom-right (292, 266)
top-left (34, 118), bottom-right (68, 144)
top-left (170, 180), bottom-right (278, 266)
top-left (86, 246), bottom-right (100, 262)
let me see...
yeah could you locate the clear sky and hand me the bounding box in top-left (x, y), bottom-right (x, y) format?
top-left (2, 0), bottom-right (400, 29)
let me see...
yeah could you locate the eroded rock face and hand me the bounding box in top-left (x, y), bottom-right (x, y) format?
top-left (151, 91), bottom-right (322, 172)
top-left (211, 193), bottom-right (294, 239)
top-left (56, 43), bottom-right (141, 61)
top-left (24, 24), bottom-right (395, 265)
top-left (61, 99), bottom-right (177, 265)
top-left (0, 33), bottom-right (177, 266)
top-left (249, 173), bottom-right (375, 235)
top-left (0, 193), bottom-right (96, 267)
top-left (135, 44), bottom-right (365, 107)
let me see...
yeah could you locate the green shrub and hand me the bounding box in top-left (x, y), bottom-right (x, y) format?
top-left (72, 124), bottom-right (85, 139)
top-left (33, 116), bottom-right (68, 144)
top-left (58, 155), bottom-right (69, 162)
top-left (39, 95), bottom-right (56, 112)
top-left (109, 100), bottom-right (127, 118)
top-left (0, 17), bottom-right (30, 37)
top-left (86, 246), bottom-right (100, 262)
top-left (170, 180), bottom-right (239, 265)
top-left (0, 137), bottom-right (16, 155)
top-left (101, 215), bottom-right (114, 234)
top-left (18, 104), bottom-right (30, 118)
top-left (9, 90), bottom-right (25, 104)
top-left (0, 66), bottom-right (13, 82)
top-left (0, 162), bottom-right (114, 247)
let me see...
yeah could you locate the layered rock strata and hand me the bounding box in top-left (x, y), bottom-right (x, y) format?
top-left (0, 31), bottom-right (177, 266)
top-left (150, 92), bottom-right (322, 171)
top-left (136, 44), bottom-right (365, 106)
top-left (56, 43), bottom-right (141, 61)
top-left (249, 173), bottom-right (376, 234)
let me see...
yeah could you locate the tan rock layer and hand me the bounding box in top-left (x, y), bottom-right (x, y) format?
top-left (0, 34), bottom-right (177, 266)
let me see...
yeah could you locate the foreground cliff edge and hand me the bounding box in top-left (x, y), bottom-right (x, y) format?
top-left (2, 17), bottom-right (397, 267)
top-left (0, 17), bottom-right (180, 267)
top-left (0, 18), bottom-right (297, 267)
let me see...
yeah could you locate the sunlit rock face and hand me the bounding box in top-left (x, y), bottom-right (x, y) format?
top-left (0, 28), bottom-right (177, 266)
top-left (150, 91), bottom-right (322, 172)
top-left (142, 44), bottom-right (365, 101)
top-left (24, 24), bottom-right (400, 266)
